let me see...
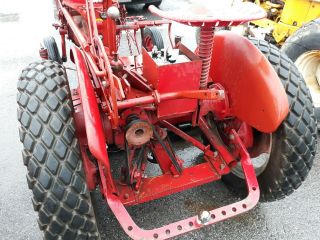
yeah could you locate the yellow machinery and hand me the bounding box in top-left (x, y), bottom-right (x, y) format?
top-left (251, 0), bottom-right (320, 44)
top-left (249, 0), bottom-right (320, 123)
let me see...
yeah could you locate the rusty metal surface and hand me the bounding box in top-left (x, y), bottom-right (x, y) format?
top-left (125, 120), bottom-right (153, 146)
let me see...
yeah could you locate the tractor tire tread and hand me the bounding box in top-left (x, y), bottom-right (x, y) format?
top-left (281, 18), bottom-right (320, 62)
top-left (143, 27), bottom-right (164, 50)
top-left (252, 38), bottom-right (317, 200)
top-left (223, 38), bottom-right (317, 202)
top-left (43, 36), bottom-right (63, 64)
top-left (17, 60), bottom-right (99, 239)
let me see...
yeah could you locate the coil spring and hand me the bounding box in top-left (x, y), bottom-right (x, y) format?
top-left (198, 28), bottom-right (214, 89)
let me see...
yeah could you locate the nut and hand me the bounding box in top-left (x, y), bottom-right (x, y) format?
top-left (197, 211), bottom-right (211, 225)
top-left (102, 81), bottom-right (108, 88)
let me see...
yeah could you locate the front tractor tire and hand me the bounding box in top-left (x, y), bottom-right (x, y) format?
top-left (42, 36), bottom-right (63, 64)
top-left (222, 39), bottom-right (317, 202)
top-left (17, 61), bottom-right (100, 239)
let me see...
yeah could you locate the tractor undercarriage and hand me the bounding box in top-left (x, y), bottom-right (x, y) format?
top-left (72, 67), bottom-right (261, 238)
top-left (19, 0), bottom-right (314, 239)
top-left (67, 4), bottom-right (265, 235)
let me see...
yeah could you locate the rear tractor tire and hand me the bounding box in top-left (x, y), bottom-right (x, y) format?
top-left (282, 19), bottom-right (320, 123)
top-left (17, 60), bottom-right (100, 239)
top-left (221, 39), bottom-right (317, 202)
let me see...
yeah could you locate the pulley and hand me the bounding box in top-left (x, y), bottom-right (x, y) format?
top-left (125, 117), bottom-right (153, 147)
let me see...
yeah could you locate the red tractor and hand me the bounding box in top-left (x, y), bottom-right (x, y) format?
top-left (17, 0), bottom-right (316, 239)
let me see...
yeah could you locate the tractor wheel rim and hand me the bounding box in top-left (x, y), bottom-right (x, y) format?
top-left (144, 36), bottom-right (154, 51)
top-left (295, 50), bottom-right (320, 108)
top-left (231, 134), bottom-right (272, 179)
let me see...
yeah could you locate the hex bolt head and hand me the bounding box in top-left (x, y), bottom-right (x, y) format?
top-left (197, 211), bottom-right (211, 225)
top-left (229, 134), bottom-right (235, 140)
top-left (102, 81), bottom-right (108, 88)
top-left (217, 90), bottom-right (225, 98)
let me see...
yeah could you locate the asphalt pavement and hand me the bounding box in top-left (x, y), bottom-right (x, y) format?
top-left (0, 1), bottom-right (320, 240)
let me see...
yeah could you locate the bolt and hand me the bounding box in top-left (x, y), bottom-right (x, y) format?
top-left (229, 134), bottom-right (234, 140)
top-left (147, 152), bottom-right (153, 160)
top-left (213, 151), bottom-right (218, 157)
top-left (197, 211), bottom-right (211, 225)
top-left (218, 90), bottom-right (225, 98)
top-left (220, 163), bottom-right (225, 170)
top-left (102, 81), bottom-right (108, 88)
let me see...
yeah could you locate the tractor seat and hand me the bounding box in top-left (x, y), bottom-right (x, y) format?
top-left (148, 2), bottom-right (266, 27)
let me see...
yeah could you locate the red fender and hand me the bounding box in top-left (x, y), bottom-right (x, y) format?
top-left (72, 46), bottom-right (116, 193)
top-left (209, 32), bottom-right (289, 133)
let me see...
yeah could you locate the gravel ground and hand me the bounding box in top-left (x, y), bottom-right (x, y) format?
top-left (0, 1), bottom-right (319, 240)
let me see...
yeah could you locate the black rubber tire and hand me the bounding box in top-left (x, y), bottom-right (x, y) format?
top-left (222, 38), bottom-right (317, 202)
top-left (143, 27), bottom-right (164, 51)
top-left (281, 19), bottom-right (320, 121)
top-left (281, 19), bottom-right (320, 62)
top-left (17, 60), bottom-right (100, 239)
top-left (43, 36), bottom-right (63, 64)
top-left (145, 0), bottom-right (162, 8)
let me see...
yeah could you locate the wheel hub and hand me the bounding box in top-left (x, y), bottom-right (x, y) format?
top-left (232, 132), bottom-right (272, 179)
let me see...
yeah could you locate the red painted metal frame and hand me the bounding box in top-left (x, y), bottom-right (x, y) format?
top-left (72, 45), bottom-right (116, 194)
top-left (117, 89), bottom-right (224, 109)
top-left (160, 120), bottom-right (231, 175)
top-left (100, 131), bottom-right (260, 240)
top-left (52, 1), bottom-right (290, 239)
top-left (199, 116), bottom-right (235, 166)
top-left (117, 162), bottom-right (219, 206)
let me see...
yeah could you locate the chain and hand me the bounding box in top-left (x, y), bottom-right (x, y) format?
top-left (118, 5), bottom-right (134, 55)
top-left (126, 31), bottom-right (134, 56)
